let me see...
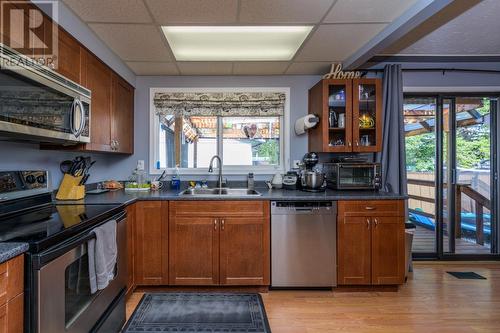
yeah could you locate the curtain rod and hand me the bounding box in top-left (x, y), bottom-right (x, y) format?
top-left (359, 68), bottom-right (500, 74)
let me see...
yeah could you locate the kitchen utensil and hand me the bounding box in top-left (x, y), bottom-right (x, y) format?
top-left (150, 181), bottom-right (163, 191)
top-left (157, 170), bottom-right (166, 181)
top-left (300, 170), bottom-right (325, 190)
top-left (86, 189), bottom-right (109, 194)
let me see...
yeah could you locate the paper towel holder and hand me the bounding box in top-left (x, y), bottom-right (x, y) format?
top-left (295, 114), bottom-right (319, 135)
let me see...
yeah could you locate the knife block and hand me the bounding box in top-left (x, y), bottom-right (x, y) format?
top-left (56, 174), bottom-right (85, 200)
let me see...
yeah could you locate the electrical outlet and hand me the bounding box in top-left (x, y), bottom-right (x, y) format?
top-left (137, 160), bottom-right (145, 171)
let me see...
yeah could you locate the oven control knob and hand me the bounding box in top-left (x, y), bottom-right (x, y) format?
top-left (25, 174), bottom-right (36, 184)
top-left (37, 175), bottom-right (46, 184)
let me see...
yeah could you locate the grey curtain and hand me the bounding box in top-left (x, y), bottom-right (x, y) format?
top-left (376, 64), bottom-right (407, 195)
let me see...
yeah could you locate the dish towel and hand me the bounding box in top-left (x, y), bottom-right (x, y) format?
top-left (88, 219), bottom-right (117, 294)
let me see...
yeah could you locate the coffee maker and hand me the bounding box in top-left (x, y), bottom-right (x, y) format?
top-left (299, 152), bottom-right (326, 192)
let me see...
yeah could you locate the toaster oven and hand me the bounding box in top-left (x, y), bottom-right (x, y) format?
top-left (323, 162), bottom-right (381, 190)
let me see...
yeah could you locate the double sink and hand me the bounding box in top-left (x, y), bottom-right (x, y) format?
top-left (179, 188), bottom-right (262, 197)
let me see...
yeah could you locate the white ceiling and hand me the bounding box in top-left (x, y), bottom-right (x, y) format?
top-left (62, 0), bottom-right (419, 75)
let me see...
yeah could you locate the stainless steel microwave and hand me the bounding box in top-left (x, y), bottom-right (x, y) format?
top-left (323, 162), bottom-right (381, 190)
top-left (0, 43), bottom-right (91, 144)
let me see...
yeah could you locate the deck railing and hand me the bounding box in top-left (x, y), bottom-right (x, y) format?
top-left (407, 178), bottom-right (491, 245)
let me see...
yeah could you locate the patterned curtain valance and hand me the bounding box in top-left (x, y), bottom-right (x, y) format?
top-left (153, 91), bottom-right (285, 117)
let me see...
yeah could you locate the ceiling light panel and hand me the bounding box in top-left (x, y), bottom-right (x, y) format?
top-left (162, 26), bottom-right (313, 61)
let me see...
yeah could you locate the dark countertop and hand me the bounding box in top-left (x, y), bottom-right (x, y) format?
top-left (0, 242), bottom-right (29, 264)
top-left (57, 187), bottom-right (407, 206)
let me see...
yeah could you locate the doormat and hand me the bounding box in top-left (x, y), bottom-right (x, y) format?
top-left (123, 293), bottom-right (271, 333)
top-left (447, 271), bottom-right (486, 280)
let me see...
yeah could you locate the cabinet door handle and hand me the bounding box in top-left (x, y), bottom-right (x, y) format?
top-left (348, 141), bottom-right (352, 147)
top-left (115, 140), bottom-right (120, 148)
top-left (214, 219), bottom-right (218, 230)
top-left (355, 140), bottom-right (359, 147)
top-left (365, 206), bottom-right (375, 210)
top-left (366, 218), bottom-right (370, 228)
top-left (374, 218), bottom-right (379, 227)
top-left (221, 219), bottom-right (225, 231)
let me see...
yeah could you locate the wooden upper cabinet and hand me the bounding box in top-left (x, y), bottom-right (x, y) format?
top-left (352, 78), bottom-right (382, 152)
top-left (55, 29), bottom-right (82, 83)
top-left (134, 201), bottom-right (168, 285)
top-left (169, 216), bottom-right (219, 285)
top-left (337, 215), bottom-right (372, 285)
top-left (111, 74), bottom-right (134, 154)
top-left (371, 216), bottom-right (405, 285)
top-left (337, 200), bottom-right (405, 286)
top-left (83, 52), bottom-right (113, 152)
top-left (219, 216), bottom-right (270, 286)
top-left (308, 78), bottom-right (382, 153)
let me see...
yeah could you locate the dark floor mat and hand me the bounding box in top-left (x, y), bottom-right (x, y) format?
top-left (123, 293), bottom-right (271, 333)
top-left (447, 271), bottom-right (486, 280)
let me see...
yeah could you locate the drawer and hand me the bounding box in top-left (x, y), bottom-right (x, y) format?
top-left (171, 201), bottom-right (269, 217)
top-left (0, 255), bottom-right (24, 307)
top-left (338, 200), bottom-right (405, 216)
top-left (0, 263), bottom-right (6, 306)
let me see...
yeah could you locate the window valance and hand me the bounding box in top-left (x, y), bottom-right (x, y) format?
top-left (153, 91), bottom-right (285, 117)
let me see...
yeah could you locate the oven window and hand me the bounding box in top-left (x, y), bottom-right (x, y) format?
top-left (65, 253), bottom-right (97, 328)
top-left (339, 167), bottom-right (374, 186)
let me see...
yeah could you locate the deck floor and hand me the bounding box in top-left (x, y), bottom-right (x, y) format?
top-left (413, 225), bottom-right (491, 254)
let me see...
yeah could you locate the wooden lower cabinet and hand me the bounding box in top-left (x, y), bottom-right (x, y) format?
top-left (371, 216), bottom-right (405, 285)
top-left (169, 201), bottom-right (270, 286)
top-left (169, 216), bottom-right (219, 285)
top-left (126, 204), bottom-right (136, 296)
top-left (337, 216), bottom-right (372, 285)
top-left (337, 200), bottom-right (405, 285)
top-left (0, 255), bottom-right (24, 333)
top-left (134, 201), bottom-right (168, 285)
top-left (219, 217), bottom-right (269, 285)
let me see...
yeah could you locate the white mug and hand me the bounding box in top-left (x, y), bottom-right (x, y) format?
top-left (338, 114), bottom-right (345, 128)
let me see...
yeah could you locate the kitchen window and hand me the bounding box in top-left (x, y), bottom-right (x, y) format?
top-left (150, 88), bottom-right (290, 174)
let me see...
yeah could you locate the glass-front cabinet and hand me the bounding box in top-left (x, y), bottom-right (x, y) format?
top-left (308, 78), bottom-right (382, 153)
top-left (352, 78), bottom-right (382, 152)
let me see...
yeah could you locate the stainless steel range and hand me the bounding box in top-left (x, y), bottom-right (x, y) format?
top-left (0, 171), bottom-right (126, 332)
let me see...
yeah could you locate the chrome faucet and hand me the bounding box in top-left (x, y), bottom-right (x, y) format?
top-left (208, 155), bottom-right (223, 189)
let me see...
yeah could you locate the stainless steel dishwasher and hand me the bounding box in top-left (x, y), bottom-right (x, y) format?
top-left (271, 201), bottom-right (337, 287)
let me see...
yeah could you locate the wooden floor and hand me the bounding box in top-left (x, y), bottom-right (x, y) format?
top-left (412, 225), bottom-right (491, 254)
top-left (126, 262), bottom-right (500, 333)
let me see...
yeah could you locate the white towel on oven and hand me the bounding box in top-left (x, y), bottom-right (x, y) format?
top-left (88, 219), bottom-right (117, 294)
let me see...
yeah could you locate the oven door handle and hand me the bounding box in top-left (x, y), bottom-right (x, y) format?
top-left (33, 211), bottom-right (126, 268)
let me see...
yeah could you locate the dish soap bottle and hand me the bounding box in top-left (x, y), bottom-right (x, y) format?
top-left (171, 165), bottom-right (181, 190)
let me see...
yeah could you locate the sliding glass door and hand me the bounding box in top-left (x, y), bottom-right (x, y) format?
top-left (404, 94), bottom-right (499, 258)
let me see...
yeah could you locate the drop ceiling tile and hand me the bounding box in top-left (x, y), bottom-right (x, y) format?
top-left (324, 0), bottom-right (418, 23)
top-left (239, 0), bottom-right (334, 24)
top-left (295, 24), bottom-right (387, 61)
top-left (144, 0), bottom-right (238, 24)
top-left (127, 62), bottom-right (179, 75)
top-left (63, 0), bottom-right (152, 23)
top-left (89, 24), bottom-right (172, 62)
top-left (232, 62), bottom-right (289, 75)
top-left (286, 62), bottom-right (332, 75)
top-left (177, 62), bottom-right (233, 75)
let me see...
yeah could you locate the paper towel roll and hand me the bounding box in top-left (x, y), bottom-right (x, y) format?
top-left (295, 114), bottom-right (319, 135)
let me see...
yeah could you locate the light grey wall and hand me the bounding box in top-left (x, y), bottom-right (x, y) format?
top-left (133, 75), bottom-right (321, 180)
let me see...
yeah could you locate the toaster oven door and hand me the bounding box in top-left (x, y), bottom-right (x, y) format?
top-left (336, 164), bottom-right (379, 189)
